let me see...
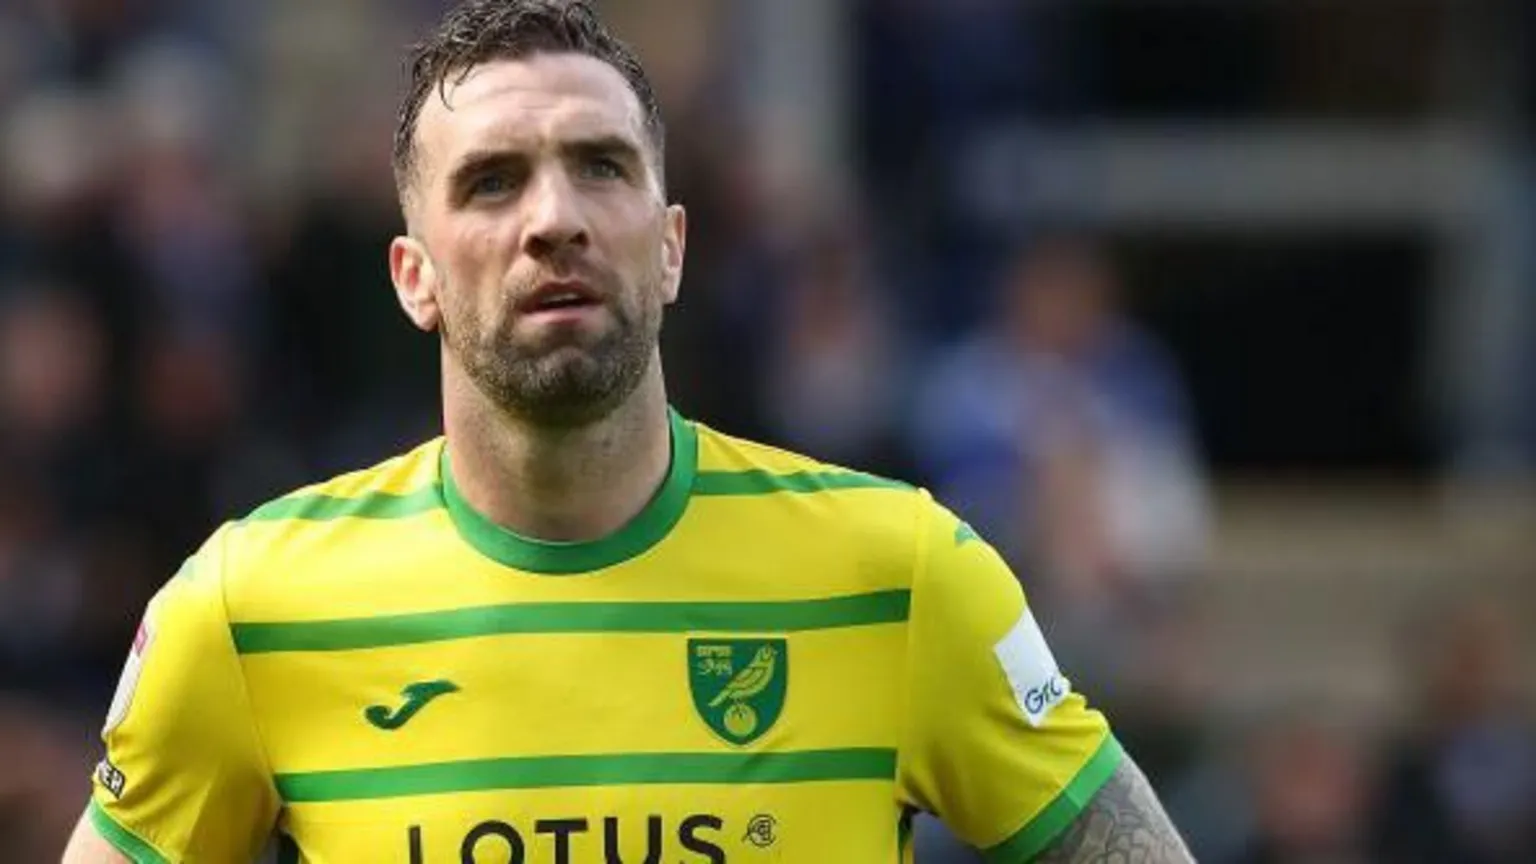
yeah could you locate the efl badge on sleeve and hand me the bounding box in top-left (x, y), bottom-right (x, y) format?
top-left (688, 639), bottom-right (787, 746)
top-left (103, 614), bottom-right (154, 735)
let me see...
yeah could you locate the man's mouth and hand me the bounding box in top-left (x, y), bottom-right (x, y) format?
top-left (520, 281), bottom-right (602, 313)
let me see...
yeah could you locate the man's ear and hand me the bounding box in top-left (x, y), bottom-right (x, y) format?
top-left (660, 203), bottom-right (686, 304)
top-left (389, 235), bottom-right (442, 331)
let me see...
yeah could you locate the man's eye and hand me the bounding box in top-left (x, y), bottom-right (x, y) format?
top-left (470, 174), bottom-right (513, 197)
top-left (581, 157), bottom-right (624, 180)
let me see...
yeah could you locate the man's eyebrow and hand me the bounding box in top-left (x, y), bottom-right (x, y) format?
top-left (565, 134), bottom-right (639, 153)
top-left (441, 134), bottom-right (649, 192)
top-left (446, 149), bottom-right (525, 187)
top-left (565, 134), bottom-right (645, 164)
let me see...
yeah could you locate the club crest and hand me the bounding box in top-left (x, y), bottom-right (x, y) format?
top-left (688, 638), bottom-right (787, 746)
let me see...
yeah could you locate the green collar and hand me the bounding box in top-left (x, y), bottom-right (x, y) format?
top-left (439, 408), bottom-right (698, 574)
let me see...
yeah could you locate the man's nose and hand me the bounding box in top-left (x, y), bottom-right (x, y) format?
top-left (521, 168), bottom-right (589, 258)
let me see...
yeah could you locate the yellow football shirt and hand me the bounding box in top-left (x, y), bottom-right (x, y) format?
top-left (88, 409), bottom-right (1122, 863)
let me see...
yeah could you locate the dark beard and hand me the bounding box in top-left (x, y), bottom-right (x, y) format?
top-left (445, 289), bottom-right (660, 429)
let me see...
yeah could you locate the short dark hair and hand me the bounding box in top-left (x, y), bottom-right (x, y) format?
top-left (392, 0), bottom-right (665, 204)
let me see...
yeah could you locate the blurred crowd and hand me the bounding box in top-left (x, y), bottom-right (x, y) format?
top-left (0, 0), bottom-right (1532, 861)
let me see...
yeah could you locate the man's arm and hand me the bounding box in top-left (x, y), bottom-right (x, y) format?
top-left (1034, 754), bottom-right (1193, 863)
top-left (61, 810), bottom-right (130, 864)
top-left (68, 527), bottom-right (280, 862)
top-left (896, 497), bottom-right (1192, 863)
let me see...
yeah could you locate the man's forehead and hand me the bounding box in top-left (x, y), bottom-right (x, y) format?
top-left (418, 54), bottom-right (646, 164)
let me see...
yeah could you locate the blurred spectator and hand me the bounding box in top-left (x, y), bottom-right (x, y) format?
top-left (262, 89), bottom-right (439, 472)
top-left (111, 38), bottom-right (257, 348)
top-left (0, 469), bottom-right (84, 690)
top-left (249, 0), bottom-right (429, 201)
top-left (668, 126), bottom-right (813, 443)
top-left (0, 11), bottom-right (36, 110)
top-left (1373, 600), bottom-right (1536, 864)
top-left (0, 696), bottom-right (97, 861)
top-left (0, 284), bottom-right (118, 525)
top-left (760, 216), bottom-right (909, 475)
top-left (128, 332), bottom-right (255, 568)
top-left (907, 231), bottom-right (1211, 862)
top-left (1234, 712), bottom-right (1377, 864)
top-left (2, 85), bottom-right (120, 256)
top-left (0, 286), bottom-right (136, 708)
top-left (852, 0), bottom-right (1079, 198)
top-left (22, 0), bottom-right (159, 85)
top-left (910, 232), bottom-right (1209, 631)
top-left (1111, 602), bottom-right (1256, 861)
top-left (655, 118), bottom-right (767, 437)
top-left (1, 84), bottom-right (148, 409)
top-left (852, 0), bottom-right (1088, 335)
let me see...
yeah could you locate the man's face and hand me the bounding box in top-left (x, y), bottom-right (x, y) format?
top-left (393, 52), bottom-right (684, 427)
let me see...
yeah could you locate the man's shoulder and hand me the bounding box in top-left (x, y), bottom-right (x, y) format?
top-left (237, 437), bottom-right (446, 524)
top-left (691, 419), bottom-right (917, 497)
top-left (200, 438), bottom-right (446, 587)
top-left (687, 420), bottom-right (953, 573)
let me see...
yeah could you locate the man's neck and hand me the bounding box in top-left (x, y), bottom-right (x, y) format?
top-left (443, 368), bottom-right (673, 544)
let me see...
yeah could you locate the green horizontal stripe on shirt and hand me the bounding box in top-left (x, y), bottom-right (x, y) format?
top-left (235, 468), bottom-right (907, 526)
top-left (693, 469), bottom-right (912, 496)
top-left (232, 589), bottom-right (911, 653)
top-left (89, 800), bottom-right (171, 864)
top-left (276, 747), bottom-right (897, 803)
top-left (984, 735), bottom-right (1125, 863)
top-left (241, 485), bottom-right (443, 523)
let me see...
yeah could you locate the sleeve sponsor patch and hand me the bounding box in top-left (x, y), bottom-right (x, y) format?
top-left (103, 614), bottom-right (154, 735)
top-left (95, 758), bottom-right (126, 798)
top-left (993, 607), bottom-right (1071, 727)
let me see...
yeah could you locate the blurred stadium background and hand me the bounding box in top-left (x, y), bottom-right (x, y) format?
top-left (1, 0), bottom-right (1534, 861)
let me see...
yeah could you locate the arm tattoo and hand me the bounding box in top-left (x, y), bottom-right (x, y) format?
top-left (1033, 755), bottom-right (1194, 863)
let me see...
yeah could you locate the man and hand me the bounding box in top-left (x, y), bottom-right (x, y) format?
top-left (64, 2), bottom-right (1192, 861)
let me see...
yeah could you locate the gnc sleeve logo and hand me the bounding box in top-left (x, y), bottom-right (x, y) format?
top-left (992, 607), bottom-right (1071, 727)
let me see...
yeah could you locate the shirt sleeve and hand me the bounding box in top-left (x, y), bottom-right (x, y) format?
top-left (897, 494), bottom-right (1124, 862)
top-left (88, 525), bottom-right (279, 863)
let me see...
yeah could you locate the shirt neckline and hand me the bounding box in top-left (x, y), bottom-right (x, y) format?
top-left (439, 407), bottom-right (698, 574)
